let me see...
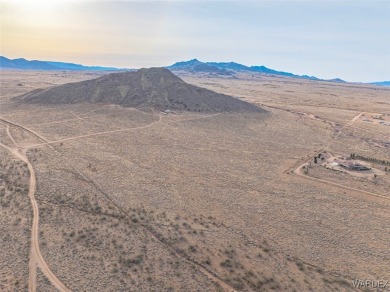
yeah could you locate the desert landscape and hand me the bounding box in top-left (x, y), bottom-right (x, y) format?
top-left (0, 67), bottom-right (389, 292)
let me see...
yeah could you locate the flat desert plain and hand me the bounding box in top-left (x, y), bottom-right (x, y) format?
top-left (1, 70), bottom-right (389, 291)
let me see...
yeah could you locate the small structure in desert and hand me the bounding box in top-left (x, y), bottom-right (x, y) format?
top-left (335, 159), bottom-right (370, 171)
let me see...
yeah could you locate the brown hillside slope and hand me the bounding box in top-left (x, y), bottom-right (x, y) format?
top-left (15, 68), bottom-right (264, 113)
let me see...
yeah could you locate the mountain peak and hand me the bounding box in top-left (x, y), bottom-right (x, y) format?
top-left (167, 59), bottom-right (234, 76)
top-left (168, 59), bottom-right (324, 81)
top-left (16, 67), bottom-right (265, 113)
top-left (168, 59), bottom-right (203, 68)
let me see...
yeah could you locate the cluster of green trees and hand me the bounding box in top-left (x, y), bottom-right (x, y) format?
top-left (314, 153), bottom-right (325, 164)
top-left (350, 153), bottom-right (390, 166)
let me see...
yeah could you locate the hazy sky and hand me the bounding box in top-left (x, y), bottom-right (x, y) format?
top-left (1, 0), bottom-right (389, 82)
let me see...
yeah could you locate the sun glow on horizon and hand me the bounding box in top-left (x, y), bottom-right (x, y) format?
top-left (1, 0), bottom-right (389, 82)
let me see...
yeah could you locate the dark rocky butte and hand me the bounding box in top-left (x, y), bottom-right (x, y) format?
top-left (15, 67), bottom-right (264, 113)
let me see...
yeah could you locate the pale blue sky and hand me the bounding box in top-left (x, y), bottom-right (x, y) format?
top-left (1, 0), bottom-right (389, 82)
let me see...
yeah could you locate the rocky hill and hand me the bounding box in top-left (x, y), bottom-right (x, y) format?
top-left (15, 67), bottom-right (264, 113)
top-left (167, 59), bottom-right (320, 80)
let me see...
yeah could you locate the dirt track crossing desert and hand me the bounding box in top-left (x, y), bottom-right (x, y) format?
top-left (1, 69), bottom-right (389, 291)
top-left (0, 120), bottom-right (71, 292)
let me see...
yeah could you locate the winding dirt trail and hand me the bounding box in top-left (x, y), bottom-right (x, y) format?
top-left (1, 113), bottom-right (236, 291)
top-left (0, 117), bottom-right (52, 145)
top-left (25, 112), bottom-right (222, 148)
top-left (26, 114), bottom-right (162, 148)
top-left (0, 119), bottom-right (71, 292)
top-left (5, 124), bottom-right (18, 146)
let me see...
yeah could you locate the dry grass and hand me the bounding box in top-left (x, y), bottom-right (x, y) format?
top-left (1, 70), bottom-right (389, 291)
top-left (0, 147), bottom-right (32, 291)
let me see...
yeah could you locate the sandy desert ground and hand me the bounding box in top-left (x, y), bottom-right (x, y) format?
top-left (1, 70), bottom-right (389, 291)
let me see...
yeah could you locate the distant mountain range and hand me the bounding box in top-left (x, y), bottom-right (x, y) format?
top-left (0, 56), bottom-right (119, 71)
top-left (167, 59), bottom-right (390, 86)
top-left (1, 56), bottom-right (388, 86)
top-left (370, 81), bottom-right (390, 86)
top-left (167, 58), bottom-right (323, 81)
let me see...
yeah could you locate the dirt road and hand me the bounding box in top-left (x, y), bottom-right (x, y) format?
top-left (1, 113), bottom-right (236, 291)
top-left (0, 119), bottom-right (71, 292)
